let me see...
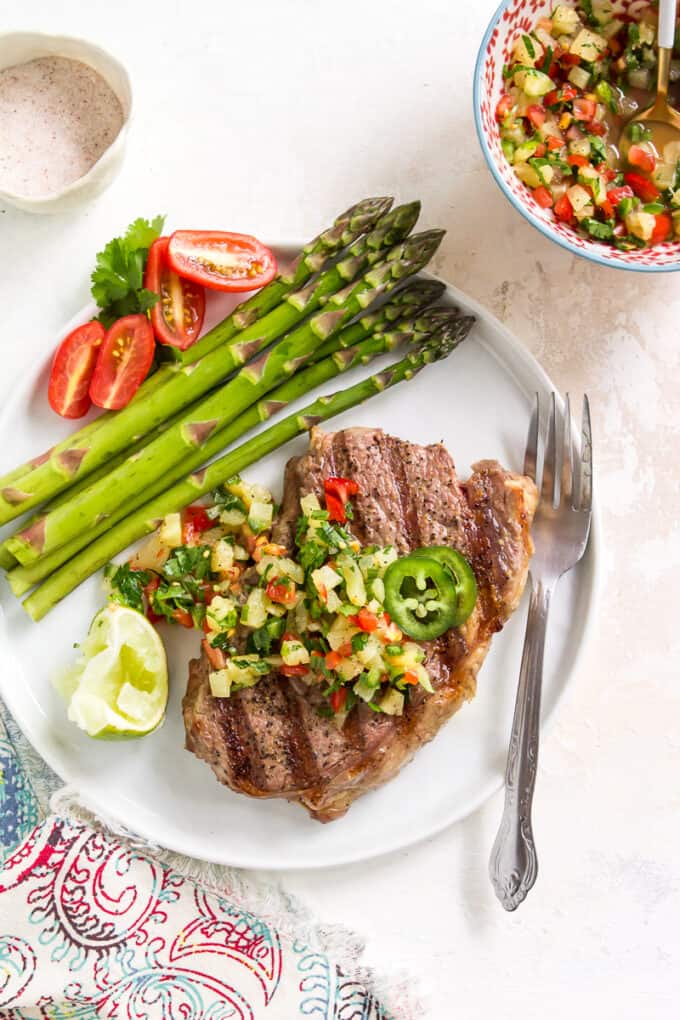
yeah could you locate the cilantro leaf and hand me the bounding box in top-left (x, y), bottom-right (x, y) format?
top-left (105, 562), bottom-right (150, 614)
top-left (91, 216), bottom-right (165, 326)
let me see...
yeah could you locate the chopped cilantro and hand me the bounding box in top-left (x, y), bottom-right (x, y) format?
top-left (351, 632), bottom-right (370, 653)
top-left (105, 562), bottom-right (150, 614)
top-left (91, 216), bottom-right (165, 327)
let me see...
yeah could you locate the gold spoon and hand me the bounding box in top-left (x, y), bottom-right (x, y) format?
top-left (620, 0), bottom-right (680, 161)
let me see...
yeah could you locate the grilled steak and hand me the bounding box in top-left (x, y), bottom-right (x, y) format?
top-left (183, 428), bottom-right (537, 822)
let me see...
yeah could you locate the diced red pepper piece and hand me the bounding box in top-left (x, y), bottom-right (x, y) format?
top-left (607, 185), bottom-right (634, 206)
top-left (329, 687), bottom-right (348, 713)
top-left (266, 578), bottom-right (297, 606)
top-left (142, 575), bottom-right (163, 624)
top-left (533, 186), bottom-right (553, 209)
top-left (561, 52), bottom-right (582, 67)
top-left (202, 638), bottom-right (226, 670)
top-left (651, 213), bottom-right (672, 245)
top-left (349, 607), bottom-right (379, 632)
top-left (573, 97), bottom-right (596, 121)
top-left (323, 476), bottom-right (359, 523)
top-left (586, 120), bottom-right (606, 136)
top-left (172, 608), bottom-right (194, 628)
top-left (496, 93), bottom-right (514, 121)
top-left (526, 104), bottom-right (546, 128)
top-left (281, 664), bottom-right (310, 677)
top-left (624, 172), bottom-right (661, 202)
top-left (600, 199), bottom-right (615, 219)
top-left (401, 671), bottom-right (420, 686)
top-left (182, 505), bottom-right (213, 545)
top-left (567, 154), bottom-right (589, 169)
top-left (547, 135), bottom-right (564, 151)
top-left (325, 649), bottom-right (343, 670)
top-left (628, 144), bottom-right (657, 174)
top-left (554, 193), bottom-right (574, 223)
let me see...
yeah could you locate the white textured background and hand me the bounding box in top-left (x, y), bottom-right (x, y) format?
top-left (1, 1), bottom-right (679, 1016)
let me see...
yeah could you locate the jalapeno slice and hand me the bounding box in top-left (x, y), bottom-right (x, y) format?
top-left (383, 554), bottom-right (461, 641)
top-left (413, 546), bottom-right (477, 627)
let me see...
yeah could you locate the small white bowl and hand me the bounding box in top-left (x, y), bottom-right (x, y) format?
top-left (0, 32), bottom-right (132, 214)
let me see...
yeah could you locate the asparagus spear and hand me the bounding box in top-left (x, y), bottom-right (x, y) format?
top-left (23, 320), bottom-right (472, 620)
top-left (0, 197), bottom-right (392, 500)
top-left (0, 203), bottom-right (420, 527)
top-left (5, 282), bottom-right (449, 594)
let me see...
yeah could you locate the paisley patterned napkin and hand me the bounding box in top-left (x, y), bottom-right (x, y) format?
top-left (0, 700), bottom-right (405, 1018)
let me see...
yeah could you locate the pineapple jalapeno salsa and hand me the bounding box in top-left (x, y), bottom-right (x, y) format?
top-left (497, 2), bottom-right (680, 248)
top-left (106, 474), bottom-right (477, 722)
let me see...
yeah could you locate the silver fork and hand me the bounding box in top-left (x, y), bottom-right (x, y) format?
top-left (489, 393), bottom-right (593, 911)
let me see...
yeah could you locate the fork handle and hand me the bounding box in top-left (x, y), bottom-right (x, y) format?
top-left (489, 578), bottom-right (552, 911)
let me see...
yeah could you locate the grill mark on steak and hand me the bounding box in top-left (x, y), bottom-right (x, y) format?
top-left (280, 683), bottom-right (321, 788)
top-left (183, 427), bottom-right (537, 822)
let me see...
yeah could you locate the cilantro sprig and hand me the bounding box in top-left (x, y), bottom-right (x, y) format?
top-left (91, 216), bottom-right (165, 327)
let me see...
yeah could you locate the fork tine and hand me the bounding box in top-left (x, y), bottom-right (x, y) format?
top-left (561, 394), bottom-right (573, 507)
top-left (524, 393), bottom-right (539, 482)
top-left (579, 394), bottom-right (593, 511)
top-left (541, 392), bottom-right (557, 507)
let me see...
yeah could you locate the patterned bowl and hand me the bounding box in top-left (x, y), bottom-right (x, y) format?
top-left (473, 0), bottom-right (680, 272)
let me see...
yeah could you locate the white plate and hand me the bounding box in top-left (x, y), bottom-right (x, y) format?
top-left (0, 247), bottom-right (600, 870)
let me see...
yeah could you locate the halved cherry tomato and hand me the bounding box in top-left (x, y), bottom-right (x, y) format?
top-left (329, 687), bottom-right (348, 713)
top-left (526, 105), bottom-right (546, 129)
top-left (172, 608), bottom-right (194, 628)
top-left (182, 505), bottom-right (213, 545)
top-left (202, 638), bottom-right (227, 670)
top-left (323, 476), bottom-right (359, 523)
top-left (281, 664), bottom-right (309, 677)
top-left (266, 578), bottom-right (297, 606)
top-left (628, 144), bottom-right (656, 174)
top-left (567, 153), bottom-right (589, 169)
top-left (495, 94), bottom-right (514, 121)
top-left (624, 172), bottom-right (661, 202)
top-left (533, 186), bottom-right (553, 209)
top-left (144, 237), bottom-right (205, 351)
top-left (607, 185), bottom-right (634, 206)
top-left (167, 231), bottom-right (277, 293)
top-left (89, 314), bottom-right (155, 410)
top-left (651, 213), bottom-right (672, 245)
top-left (554, 193), bottom-right (574, 223)
top-left (572, 97), bottom-right (596, 121)
top-left (48, 320), bottom-right (106, 419)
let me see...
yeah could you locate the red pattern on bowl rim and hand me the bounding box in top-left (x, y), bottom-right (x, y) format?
top-left (474, 0), bottom-right (680, 271)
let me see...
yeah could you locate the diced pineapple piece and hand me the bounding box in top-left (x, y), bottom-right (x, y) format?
top-left (220, 508), bottom-right (247, 528)
top-left (241, 588), bottom-right (268, 629)
top-left (311, 564), bottom-right (343, 596)
top-left (209, 669), bottom-right (231, 697)
top-left (653, 162), bottom-right (677, 190)
top-left (206, 595), bottom-right (238, 633)
top-left (256, 555), bottom-right (304, 583)
top-left (325, 589), bottom-right (343, 613)
top-left (514, 68), bottom-right (555, 97)
top-left (578, 165), bottom-right (606, 205)
top-left (129, 531), bottom-right (169, 572)
top-left (379, 688), bottom-right (405, 716)
top-left (355, 635), bottom-right (383, 667)
top-left (513, 33), bottom-right (544, 68)
top-left (567, 184), bottom-right (592, 213)
top-left (336, 658), bottom-right (364, 682)
top-left (514, 163), bottom-right (542, 189)
top-left (281, 638), bottom-right (310, 666)
top-left (551, 5), bottom-right (580, 35)
top-left (327, 615), bottom-right (359, 651)
top-left (336, 553), bottom-right (367, 606)
top-left (625, 210), bottom-right (655, 242)
top-left (159, 512), bottom-right (182, 548)
top-left (568, 65), bottom-right (591, 90)
top-left (569, 28), bottom-right (607, 62)
top-left (300, 492), bottom-right (321, 516)
top-left (211, 538), bottom-right (235, 574)
top-left (248, 499), bottom-right (273, 534)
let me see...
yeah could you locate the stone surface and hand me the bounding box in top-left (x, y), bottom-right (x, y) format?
top-left (1, 1), bottom-right (678, 1016)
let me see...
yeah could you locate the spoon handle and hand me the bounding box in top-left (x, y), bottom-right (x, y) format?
top-left (659, 0), bottom-right (677, 50)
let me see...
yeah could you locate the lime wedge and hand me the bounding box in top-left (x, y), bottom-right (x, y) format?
top-left (54, 604), bottom-right (168, 740)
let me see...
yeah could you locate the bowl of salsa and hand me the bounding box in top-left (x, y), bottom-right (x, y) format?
top-left (474, 0), bottom-right (680, 271)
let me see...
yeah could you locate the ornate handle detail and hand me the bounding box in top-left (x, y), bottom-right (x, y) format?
top-left (489, 578), bottom-right (552, 911)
